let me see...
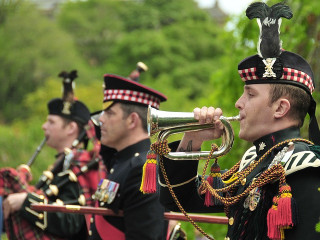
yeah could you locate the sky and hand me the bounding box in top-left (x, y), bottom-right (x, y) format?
top-left (195, 0), bottom-right (261, 15)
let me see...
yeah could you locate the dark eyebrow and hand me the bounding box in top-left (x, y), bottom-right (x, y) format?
top-left (106, 108), bottom-right (113, 113)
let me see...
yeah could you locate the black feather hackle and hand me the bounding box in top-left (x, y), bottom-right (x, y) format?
top-left (246, 2), bottom-right (293, 58)
top-left (58, 70), bottom-right (78, 103)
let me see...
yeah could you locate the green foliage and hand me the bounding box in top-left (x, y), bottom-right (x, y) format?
top-left (0, 0), bottom-right (90, 122)
top-left (23, 76), bottom-right (103, 118)
top-left (0, 119), bottom-right (56, 184)
top-left (180, 217), bottom-right (228, 240)
top-left (316, 221), bottom-right (320, 232)
top-left (58, 0), bottom-right (227, 112)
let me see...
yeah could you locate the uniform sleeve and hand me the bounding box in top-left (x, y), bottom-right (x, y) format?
top-left (122, 162), bottom-right (166, 240)
top-left (19, 176), bottom-right (86, 238)
top-left (284, 167), bottom-right (320, 239)
top-left (159, 141), bottom-right (224, 213)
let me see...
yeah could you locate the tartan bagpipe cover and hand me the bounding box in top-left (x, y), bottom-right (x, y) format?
top-left (0, 121), bottom-right (106, 240)
top-left (0, 167), bottom-right (65, 240)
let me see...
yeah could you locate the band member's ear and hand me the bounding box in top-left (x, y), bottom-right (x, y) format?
top-left (66, 121), bottom-right (78, 136)
top-left (274, 98), bottom-right (291, 119)
top-left (127, 112), bottom-right (140, 130)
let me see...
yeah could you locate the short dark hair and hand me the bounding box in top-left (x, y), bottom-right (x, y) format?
top-left (269, 84), bottom-right (311, 127)
top-left (61, 117), bottom-right (86, 137)
top-left (118, 102), bottom-right (148, 133)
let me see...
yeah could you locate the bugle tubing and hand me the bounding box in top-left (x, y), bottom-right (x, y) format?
top-left (147, 106), bottom-right (240, 160)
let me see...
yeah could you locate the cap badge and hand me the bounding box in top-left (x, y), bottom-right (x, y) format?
top-left (262, 58), bottom-right (277, 78)
top-left (62, 101), bottom-right (72, 115)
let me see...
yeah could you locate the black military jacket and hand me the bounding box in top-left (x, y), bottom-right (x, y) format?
top-left (19, 154), bottom-right (87, 239)
top-left (90, 139), bottom-right (167, 240)
top-left (159, 127), bottom-right (320, 240)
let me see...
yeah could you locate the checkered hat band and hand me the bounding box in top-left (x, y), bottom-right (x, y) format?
top-left (238, 67), bottom-right (314, 93)
top-left (238, 67), bottom-right (258, 81)
top-left (103, 89), bottom-right (160, 109)
top-left (282, 68), bottom-right (314, 93)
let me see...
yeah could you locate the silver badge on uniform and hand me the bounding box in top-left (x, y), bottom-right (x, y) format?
top-left (243, 187), bottom-right (261, 211)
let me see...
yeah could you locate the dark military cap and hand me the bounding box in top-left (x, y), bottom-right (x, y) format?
top-left (47, 70), bottom-right (91, 125)
top-left (238, 51), bottom-right (315, 95)
top-left (238, 2), bottom-right (315, 94)
top-left (102, 64), bottom-right (167, 110)
top-left (238, 2), bottom-right (320, 144)
top-left (47, 98), bottom-right (90, 125)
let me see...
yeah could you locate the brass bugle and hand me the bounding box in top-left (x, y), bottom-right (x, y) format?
top-left (147, 106), bottom-right (240, 160)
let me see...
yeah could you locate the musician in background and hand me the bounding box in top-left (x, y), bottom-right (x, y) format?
top-left (2, 71), bottom-right (101, 239)
top-left (89, 64), bottom-right (168, 239)
top-left (159, 2), bottom-right (320, 240)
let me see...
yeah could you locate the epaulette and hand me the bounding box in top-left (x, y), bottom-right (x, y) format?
top-left (239, 146), bottom-right (257, 171)
top-left (283, 150), bottom-right (320, 175)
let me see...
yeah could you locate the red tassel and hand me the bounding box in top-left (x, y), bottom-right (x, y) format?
top-left (267, 196), bottom-right (282, 240)
top-left (204, 175), bottom-right (214, 206)
top-left (204, 162), bottom-right (224, 207)
top-left (140, 150), bottom-right (157, 194)
top-left (277, 184), bottom-right (297, 228)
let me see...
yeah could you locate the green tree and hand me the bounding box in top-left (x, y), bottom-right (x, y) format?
top-left (0, 0), bottom-right (90, 122)
top-left (58, 0), bottom-right (229, 114)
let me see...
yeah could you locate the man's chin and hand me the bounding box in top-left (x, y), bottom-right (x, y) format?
top-left (238, 130), bottom-right (248, 141)
top-left (100, 138), bottom-right (111, 147)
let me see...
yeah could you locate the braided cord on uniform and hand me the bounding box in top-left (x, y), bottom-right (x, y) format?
top-left (154, 138), bottom-right (313, 240)
top-left (153, 140), bottom-right (215, 240)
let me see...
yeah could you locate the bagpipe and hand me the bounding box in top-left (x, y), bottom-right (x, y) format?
top-left (0, 119), bottom-right (105, 240)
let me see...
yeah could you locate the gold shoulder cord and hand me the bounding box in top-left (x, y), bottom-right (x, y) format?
top-left (158, 138), bottom-right (313, 240)
top-left (158, 141), bottom-right (219, 240)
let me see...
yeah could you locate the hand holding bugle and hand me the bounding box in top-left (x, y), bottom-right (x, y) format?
top-left (147, 106), bottom-right (240, 160)
top-left (30, 203), bottom-right (228, 224)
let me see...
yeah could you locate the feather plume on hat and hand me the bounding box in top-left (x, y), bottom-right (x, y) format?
top-left (237, 2), bottom-right (320, 145)
top-left (246, 2), bottom-right (293, 59)
top-left (59, 70), bottom-right (78, 104)
top-left (48, 70), bottom-right (90, 125)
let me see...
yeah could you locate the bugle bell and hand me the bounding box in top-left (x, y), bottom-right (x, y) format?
top-left (147, 106), bottom-right (240, 160)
